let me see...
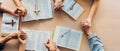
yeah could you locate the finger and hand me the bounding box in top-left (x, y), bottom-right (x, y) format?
top-left (23, 9), bottom-right (27, 17)
top-left (44, 39), bottom-right (50, 47)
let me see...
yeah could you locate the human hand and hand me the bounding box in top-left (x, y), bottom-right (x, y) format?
top-left (54, 0), bottom-right (64, 11)
top-left (13, 6), bottom-right (27, 17)
top-left (18, 31), bottom-right (27, 45)
top-left (17, 6), bottom-right (27, 17)
top-left (80, 19), bottom-right (92, 35)
top-left (8, 31), bottom-right (22, 39)
top-left (44, 39), bottom-right (60, 51)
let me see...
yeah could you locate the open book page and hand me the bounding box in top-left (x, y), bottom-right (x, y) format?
top-left (35, 31), bottom-right (50, 51)
top-left (1, 13), bottom-right (19, 35)
top-left (24, 30), bottom-right (50, 51)
top-left (54, 26), bottom-right (83, 51)
top-left (62, 0), bottom-right (84, 20)
top-left (22, 0), bottom-right (53, 22)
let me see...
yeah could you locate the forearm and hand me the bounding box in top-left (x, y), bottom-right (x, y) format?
top-left (19, 44), bottom-right (26, 51)
top-left (0, 5), bottom-right (13, 14)
top-left (13, 0), bottom-right (23, 7)
top-left (54, 0), bottom-right (63, 2)
top-left (87, 0), bottom-right (99, 21)
top-left (0, 35), bottom-right (12, 44)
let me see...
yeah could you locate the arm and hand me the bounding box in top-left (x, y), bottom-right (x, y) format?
top-left (88, 34), bottom-right (104, 51)
top-left (13, 0), bottom-right (23, 7)
top-left (0, 2), bottom-right (19, 17)
top-left (52, 0), bottom-right (63, 10)
top-left (18, 31), bottom-right (27, 51)
top-left (80, 0), bottom-right (99, 32)
top-left (0, 35), bottom-right (12, 44)
top-left (13, 0), bottom-right (27, 17)
top-left (0, 32), bottom-right (18, 44)
top-left (19, 44), bottom-right (26, 51)
top-left (0, 31), bottom-right (18, 50)
top-left (0, 6), bottom-right (13, 15)
top-left (44, 39), bottom-right (60, 51)
top-left (87, 0), bottom-right (99, 21)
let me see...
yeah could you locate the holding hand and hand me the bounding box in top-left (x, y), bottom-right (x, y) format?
top-left (12, 7), bottom-right (27, 17)
top-left (53, 0), bottom-right (64, 11)
top-left (80, 19), bottom-right (92, 35)
top-left (17, 6), bottom-right (27, 17)
top-left (18, 31), bottom-right (27, 45)
top-left (44, 39), bottom-right (60, 51)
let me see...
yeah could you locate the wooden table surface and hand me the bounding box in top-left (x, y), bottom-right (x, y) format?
top-left (0, 0), bottom-right (120, 51)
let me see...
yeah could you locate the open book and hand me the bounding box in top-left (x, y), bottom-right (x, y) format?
top-left (62, 0), bottom-right (84, 20)
top-left (1, 13), bottom-right (19, 36)
top-left (2, 0), bottom-right (53, 22)
top-left (54, 26), bottom-right (83, 51)
top-left (21, 0), bottom-right (53, 22)
top-left (24, 30), bottom-right (51, 51)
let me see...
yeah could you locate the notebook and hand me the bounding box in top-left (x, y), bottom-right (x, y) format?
top-left (21, 0), bottom-right (53, 22)
top-left (24, 30), bottom-right (51, 51)
top-left (1, 13), bottom-right (19, 36)
top-left (54, 26), bottom-right (83, 51)
top-left (62, 0), bottom-right (84, 20)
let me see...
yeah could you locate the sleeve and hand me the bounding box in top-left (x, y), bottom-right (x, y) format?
top-left (88, 33), bottom-right (104, 51)
top-left (0, 43), bottom-right (5, 50)
top-left (0, 2), bottom-right (2, 6)
top-left (0, 2), bottom-right (3, 13)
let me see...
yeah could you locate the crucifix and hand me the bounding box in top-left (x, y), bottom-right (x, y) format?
top-left (34, 0), bottom-right (40, 15)
top-left (5, 19), bottom-right (16, 27)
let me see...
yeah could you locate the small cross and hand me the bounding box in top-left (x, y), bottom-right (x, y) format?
top-left (34, 8), bottom-right (40, 15)
top-left (5, 19), bottom-right (16, 27)
top-left (34, 0), bottom-right (40, 15)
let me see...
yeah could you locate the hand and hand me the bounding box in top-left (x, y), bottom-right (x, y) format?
top-left (0, 31), bottom-right (21, 44)
top-left (11, 9), bottom-right (20, 17)
top-left (54, 0), bottom-right (64, 11)
top-left (17, 6), bottom-right (27, 17)
top-left (18, 31), bottom-right (27, 45)
top-left (8, 31), bottom-right (21, 39)
top-left (44, 39), bottom-right (60, 51)
top-left (80, 19), bottom-right (92, 35)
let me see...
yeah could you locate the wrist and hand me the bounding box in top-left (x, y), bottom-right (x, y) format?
top-left (86, 30), bottom-right (92, 36)
top-left (19, 43), bottom-right (26, 48)
top-left (19, 43), bottom-right (26, 51)
top-left (20, 42), bottom-right (26, 45)
top-left (56, 0), bottom-right (63, 2)
top-left (50, 47), bottom-right (59, 51)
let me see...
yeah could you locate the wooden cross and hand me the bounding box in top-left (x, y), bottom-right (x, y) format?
top-left (5, 19), bottom-right (16, 27)
top-left (34, 0), bottom-right (40, 15)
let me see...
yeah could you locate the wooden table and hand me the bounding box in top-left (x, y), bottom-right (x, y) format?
top-left (0, 0), bottom-right (120, 51)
